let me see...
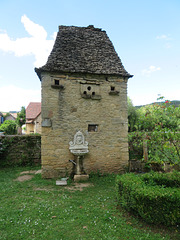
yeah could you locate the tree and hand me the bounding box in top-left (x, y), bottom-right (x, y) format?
top-left (135, 100), bottom-right (180, 165)
top-left (16, 106), bottom-right (26, 127)
top-left (128, 97), bottom-right (138, 132)
top-left (0, 120), bottom-right (17, 135)
top-left (136, 100), bottom-right (180, 132)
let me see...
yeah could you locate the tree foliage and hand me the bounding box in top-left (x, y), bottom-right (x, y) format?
top-left (136, 101), bottom-right (180, 132)
top-left (16, 106), bottom-right (26, 127)
top-left (0, 120), bottom-right (17, 135)
top-left (127, 97), bottom-right (138, 132)
top-left (128, 97), bottom-right (180, 166)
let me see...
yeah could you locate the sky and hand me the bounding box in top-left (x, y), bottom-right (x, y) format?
top-left (0, 0), bottom-right (180, 112)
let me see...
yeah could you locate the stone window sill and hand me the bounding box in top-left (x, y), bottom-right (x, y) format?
top-left (109, 91), bottom-right (119, 95)
top-left (51, 84), bottom-right (64, 89)
top-left (81, 94), bottom-right (101, 100)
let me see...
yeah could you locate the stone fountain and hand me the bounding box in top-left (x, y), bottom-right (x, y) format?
top-left (69, 131), bottom-right (89, 181)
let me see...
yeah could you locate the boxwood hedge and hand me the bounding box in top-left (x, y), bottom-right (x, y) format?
top-left (115, 171), bottom-right (180, 226)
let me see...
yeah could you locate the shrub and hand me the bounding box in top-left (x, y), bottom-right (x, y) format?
top-left (128, 98), bottom-right (180, 167)
top-left (128, 132), bottom-right (143, 160)
top-left (16, 106), bottom-right (26, 127)
top-left (116, 172), bottom-right (180, 226)
top-left (128, 97), bottom-right (139, 132)
top-left (0, 135), bottom-right (41, 167)
top-left (0, 120), bottom-right (17, 135)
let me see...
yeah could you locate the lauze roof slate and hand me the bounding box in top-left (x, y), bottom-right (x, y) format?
top-left (35, 25), bottom-right (132, 78)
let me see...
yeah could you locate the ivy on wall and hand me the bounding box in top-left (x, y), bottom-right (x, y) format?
top-left (0, 135), bottom-right (41, 167)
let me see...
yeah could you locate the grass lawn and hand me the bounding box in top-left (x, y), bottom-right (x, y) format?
top-left (0, 167), bottom-right (179, 240)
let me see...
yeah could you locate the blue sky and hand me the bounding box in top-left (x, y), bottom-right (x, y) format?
top-left (0, 0), bottom-right (179, 112)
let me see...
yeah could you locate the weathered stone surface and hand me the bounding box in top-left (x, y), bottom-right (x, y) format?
top-left (35, 25), bottom-right (132, 178)
top-left (35, 26), bottom-right (133, 78)
top-left (39, 73), bottom-right (130, 178)
top-left (41, 118), bottom-right (52, 127)
top-left (14, 175), bottom-right (34, 182)
top-left (74, 174), bottom-right (89, 182)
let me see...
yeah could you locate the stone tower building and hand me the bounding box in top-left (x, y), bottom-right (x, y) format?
top-left (35, 25), bottom-right (132, 178)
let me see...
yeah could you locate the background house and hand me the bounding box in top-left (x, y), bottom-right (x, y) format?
top-left (26, 102), bottom-right (41, 134)
top-left (35, 25), bottom-right (132, 178)
top-left (4, 112), bottom-right (17, 121)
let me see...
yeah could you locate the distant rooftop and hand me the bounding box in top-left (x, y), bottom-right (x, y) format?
top-left (35, 25), bottom-right (132, 78)
top-left (26, 102), bottom-right (41, 120)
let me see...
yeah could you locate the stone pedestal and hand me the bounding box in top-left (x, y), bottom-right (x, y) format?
top-left (69, 131), bottom-right (89, 176)
top-left (74, 174), bottom-right (89, 182)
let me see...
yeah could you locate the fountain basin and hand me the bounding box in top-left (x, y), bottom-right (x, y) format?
top-left (70, 149), bottom-right (89, 156)
top-left (69, 131), bottom-right (89, 176)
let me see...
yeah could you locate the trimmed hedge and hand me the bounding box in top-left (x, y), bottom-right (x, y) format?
top-left (116, 171), bottom-right (180, 226)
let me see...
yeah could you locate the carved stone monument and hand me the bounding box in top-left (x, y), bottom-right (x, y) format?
top-left (69, 131), bottom-right (89, 181)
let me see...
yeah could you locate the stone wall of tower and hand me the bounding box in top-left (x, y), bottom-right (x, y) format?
top-left (41, 72), bottom-right (129, 178)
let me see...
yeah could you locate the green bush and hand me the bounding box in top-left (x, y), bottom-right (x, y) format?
top-left (0, 120), bottom-right (17, 135)
top-left (128, 98), bottom-right (180, 167)
top-left (0, 135), bottom-right (41, 167)
top-left (116, 172), bottom-right (180, 226)
top-left (128, 132), bottom-right (143, 160)
top-left (143, 171), bottom-right (180, 188)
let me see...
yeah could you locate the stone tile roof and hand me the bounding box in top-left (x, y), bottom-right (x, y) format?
top-left (26, 102), bottom-right (41, 120)
top-left (35, 25), bottom-right (132, 78)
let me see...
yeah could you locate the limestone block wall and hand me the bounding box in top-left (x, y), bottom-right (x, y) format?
top-left (26, 123), bottom-right (35, 134)
top-left (41, 72), bottom-right (129, 178)
top-left (34, 114), bottom-right (42, 134)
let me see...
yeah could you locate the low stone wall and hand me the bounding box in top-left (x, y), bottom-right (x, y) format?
top-left (0, 135), bottom-right (41, 167)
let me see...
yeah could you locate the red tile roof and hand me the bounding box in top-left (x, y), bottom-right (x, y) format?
top-left (10, 113), bottom-right (18, 119)
top-left (26, 102), bottom-right (41, 120)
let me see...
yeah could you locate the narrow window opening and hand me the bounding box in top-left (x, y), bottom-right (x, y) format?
top-left (88, 124), bottom-right (98, 132)
top-left (83, 91), bottom-right (87, 95)
top-left (111, 86), bottom-right (115, 91)
top-left (105, 77), bottom-right (108, 81)
top-left (87, 86), bottom-right (91, 91)
top-left (55, 80), bottom-right (59, 85)
top-left (92, 92), bottom-right (95, 96)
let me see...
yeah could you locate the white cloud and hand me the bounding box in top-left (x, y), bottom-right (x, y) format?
top-left (164, 43), bottom-right (172, 49)
top-left (0, 85), bottom-right (41, 112)
top-left (21, 15), bottom-right (47, 39)
top-left (0, 15), bottom-right (56, 67)
top-left (156, 34), bottom-right (172, 40)
top-left (141, 65), bottom-right (161, 76)
top-left (156, 34), bottom-right (172, 48)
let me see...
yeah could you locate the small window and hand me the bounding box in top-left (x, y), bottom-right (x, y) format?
top-left (88, 124), bottom-right (98, 132)
top-left (55, 80), bottom-right (59, 85)
top-left (83, 91), bottom-right (87, 95)
top-left (111, 86), bottom-right (115, 91)
top-left (87, 86), bottom-right (91, 91)
top-left (92, 92), bottom-right (95, 96)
